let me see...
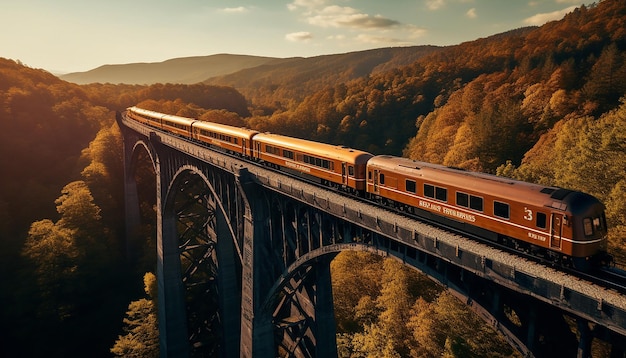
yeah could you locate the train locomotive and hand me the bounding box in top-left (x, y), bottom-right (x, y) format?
top-left (126, 106), bottom-right (610, 270)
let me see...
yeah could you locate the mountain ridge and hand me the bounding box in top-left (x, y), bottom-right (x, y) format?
top-left (60, 53), bottom-right (288, 84)
top-left (59, 47), bottom-right (443, 86)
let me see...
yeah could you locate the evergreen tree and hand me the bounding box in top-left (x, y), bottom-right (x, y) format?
top-left (111, 272), bottom-right (159, 357)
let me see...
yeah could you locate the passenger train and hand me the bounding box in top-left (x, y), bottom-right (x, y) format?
top-left (126, 106), bottom-right (610, 270)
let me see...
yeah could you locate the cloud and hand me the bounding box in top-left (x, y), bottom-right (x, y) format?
top-left (466, 8), bottom-right (477, 19)
top-left (406, 25), bottom-right (428, 39)
top-left (327, 34), bottom-right (346, 40)
top-left (426, 0), bottom-right (445, 11)
top-left (307, 5), bottom-right (400, 29)
top-left (288, 0), bottom-right (328, 11)
top-left (220, 6), bottom-right (248, 13)
top-left (523, 5), bottom-right (577, 25)
top-left (556, 0), bottom-right (581, 3)
top-left (285, 31), bottom-right (314, 42)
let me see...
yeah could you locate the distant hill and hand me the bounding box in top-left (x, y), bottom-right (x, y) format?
top-left (203, 46), bottom-right (443, 104)
top-left (60, 54), bottom-right (287, 84)
top-left (59, 47), bottom-right (443, 95)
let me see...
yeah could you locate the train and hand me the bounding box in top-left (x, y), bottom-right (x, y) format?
top-left (126, 106), bottom-right (610, 270)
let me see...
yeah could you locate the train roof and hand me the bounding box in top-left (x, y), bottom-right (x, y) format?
top-left (192, 120), bottom-right (259, 139)
top-left (128, 106), bottom-right (195, 124)
top-left (253, 133), bottom-right (374, 164)
top-left (161, 114), bottom-right (196, 125)
top-left (128, 106), bottom-right (165, 118)
top-left (368, 155), bottom-right (592, 210)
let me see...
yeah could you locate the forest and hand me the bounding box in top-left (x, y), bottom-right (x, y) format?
top-left (0, 0), bottom-right (625, 356)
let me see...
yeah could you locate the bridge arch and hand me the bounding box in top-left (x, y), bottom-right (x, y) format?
top-left (261, 241), bottom-right (533, 357)
top-left (158, 164), bottom-right (242, 357)
top-left (130, 139), bottom-right (157, 173)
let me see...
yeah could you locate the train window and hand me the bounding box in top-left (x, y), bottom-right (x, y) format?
top-left (349, 166), bottom-right (355, 176)
top-left (424, 184), bottom-right (434, 198)
top-left (368, 171), bottom-right (372, 180)
top-left (234, 138), bottom-right (238, 145)
top-left (266, 145), bottom-right (278, 155)
top-left (457, 192), bottom-right (469, 207)
top-left (283, 150), bottom-right (294, 160)
top-left (593, 217), bottom-right (603, 232)
top-left (494, 201), bottom-right (510, 219)
top-left (583, 218), bottom-right (593, 236)
top-left (406, 180), bottom-right (416, 193)
top-left (380, 174), bottom-right (385, 185)
top-left (470, 196), bottom-right (483, 212)
top-left (435, 187), bottom-right (447, 202)
top-left (536, 212), bottom-right (547, 229)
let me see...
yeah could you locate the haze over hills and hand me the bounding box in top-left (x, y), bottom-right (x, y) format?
top-left (59, 47), bottom-right (443, 86)
top-left (59, 54), bottom-right (288, 85)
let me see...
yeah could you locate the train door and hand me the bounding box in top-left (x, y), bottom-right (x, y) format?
top-left (373, 169), bottom-right (380, 194)
top-left (241, 139), bottom-right (247, 156)
top-left (550, 213), bottom-right (563, 249)
top-left (341, 163), bottom-right (347, 186)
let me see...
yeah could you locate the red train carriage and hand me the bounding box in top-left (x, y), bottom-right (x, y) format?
top-left (252, 133), bottom-right (374, 191)
top-left (366, 155), bottom-right (608, 267)
top-left (191, 121), bottom-right (259, 157)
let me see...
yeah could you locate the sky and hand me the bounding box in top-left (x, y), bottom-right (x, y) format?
top-left (1, 0), bottom-right (590, 74)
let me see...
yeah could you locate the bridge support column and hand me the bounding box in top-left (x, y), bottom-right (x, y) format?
top-left (577, 319), bottom-right (592, 358)
top-left (123, 161), bottom-right (142, 260)
top-left (155, 159), bottom-right (190, 357)
top-left (526, 303), bottom-right (537, 353)
top-left (237, 168), bottom-right (274, 358)
top-left (315, 256), bottom-right (338, 357)
top-left (216, 207), bottom-right (242, 356)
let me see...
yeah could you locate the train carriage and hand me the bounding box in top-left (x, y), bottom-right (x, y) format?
top-left (126, 106), bottom-right (195, 138)
top-left (126, 106), bottom-right (164, 127)
top-left (160, 114), bottom-right (195, 138)
top-left (191, 121), bottom-right (259, 157)
top-left (366, 155), bottom-right (608, 266)
top-left (252, 133), bottom-right (373, 191)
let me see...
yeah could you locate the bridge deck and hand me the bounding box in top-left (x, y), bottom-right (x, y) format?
top-left (120, 113), bottom-right (626, 348)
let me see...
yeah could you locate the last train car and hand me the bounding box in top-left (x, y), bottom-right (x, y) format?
top-left (366, 155), bottom-right (608, 268)
top-left (126, 106), bottom-right (165, 128)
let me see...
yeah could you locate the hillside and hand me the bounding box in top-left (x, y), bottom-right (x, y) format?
top-left (60, 54), bottom-right (286, 85)
top-left (203, 46), bottom-right (443, 106)
top-left (60, 47), bottom-right (443, 100)
top-left (2, 0), bottom-right (626, 356)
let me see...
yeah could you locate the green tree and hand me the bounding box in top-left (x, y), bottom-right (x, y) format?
top-left (55, 181), bottom-right (102, 233)
top-left (22, 219), bottom-right (79, 320)
top-left (111, 272), bottom-right (159, 357)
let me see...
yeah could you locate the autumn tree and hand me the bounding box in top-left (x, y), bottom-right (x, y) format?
top-left (22, 219), bottom-right (79, 321)
top-left (331, 251), bottom-right (384, 332)
top-left (111, 272), bottom-right (159, 357)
